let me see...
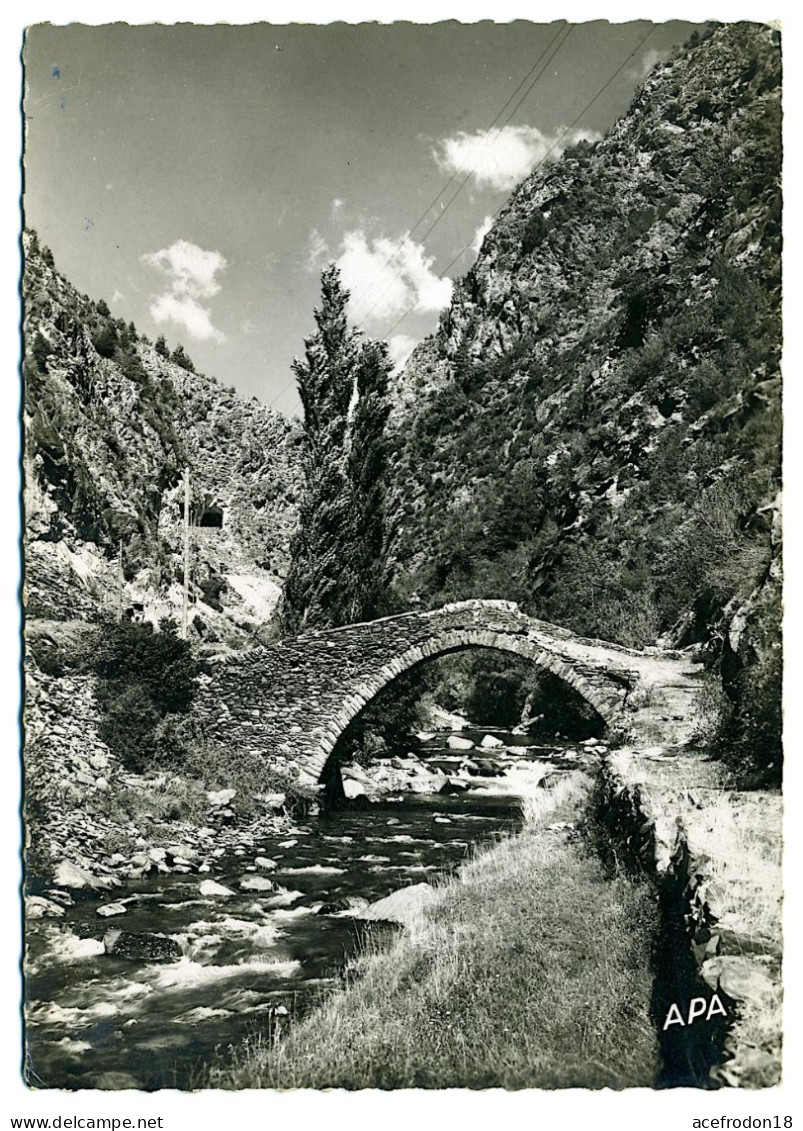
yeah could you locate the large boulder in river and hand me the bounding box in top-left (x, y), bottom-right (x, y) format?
top-left (26, 895), bottom-right (65, 919)
top-left (199, 879), bottom-right (235, 897)
top-left (96, 901), bottom-right (128, 919)
top-left (103, 929), bottom-right (182, 962)
top-left (54, 861), bottom-right (120, 894)
top-left (480, 734), bottom-right (505, 748)
top-left (239, 876), bottom-right (275, 893)
top-left (447, 735), bottom-right (474, 751)
top-left (342, 778), bottom-right (369, 801)
top-left (357, 883), bottom-right (438, 926)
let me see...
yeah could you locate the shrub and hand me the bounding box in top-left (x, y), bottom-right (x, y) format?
top-left (520, 212), bottom-right (549, 255)
top-left (91, 322), bottom-right (119, 359)
top-left (31, 332), bottom-right (53, 372)
top-left (92, 620), bottom-right (198, 772)
top-left (172, 344), bottom-right (196, 372)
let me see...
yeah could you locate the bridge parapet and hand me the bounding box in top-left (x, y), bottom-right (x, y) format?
top-left (193, 600), bottom-right (704, 783)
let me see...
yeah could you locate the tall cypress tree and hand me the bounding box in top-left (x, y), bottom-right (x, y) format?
top-left (281, 265), bottom-right (392, 633)
top-left (342, 339), bottom-right (394, 623)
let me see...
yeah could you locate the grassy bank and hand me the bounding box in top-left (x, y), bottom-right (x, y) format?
top-left (211, 773), bottom-right (662, 1090)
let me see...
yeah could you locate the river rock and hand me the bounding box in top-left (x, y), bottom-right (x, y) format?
top-left (199, 879), bottom-right (235, 897)
top-left (472, 760), bottom-right (504, 777)
top-left (254, 857), bottom-right (277, 869)
top-left (26, 895), bottom-right (65, 919)
top-left (480, 734), bottom-right (504, 748)
top-left (44, 889), bottom-right (74, 908)
top-left (407, 772), bottom-right (449, 795)
top-left (207, 788), bottom-right (237, 807)
top-left (357, 883), bottom-right (437, 926)
top-left (239, 876), bottom-right (275, 892)
top-left (54, 861), bottom-right (120, 894)
top-left (103, 929), bottom-right (182, 963)
top-left (439, 778), bottom-right (470, 794)
top-left (318, 896), bottom-right (370, 916)
top-left (447, 735), bottom-right (474, 751)
top-left (343, 779), bottom-right (368, 801)
top-left (96, 901), bottom-right (128, 918)
top-left (316, 899), bottom-right (350, 915)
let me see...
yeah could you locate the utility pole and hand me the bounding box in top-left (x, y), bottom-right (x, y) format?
top-left (117, 539), bottom-right (124, 622)
top-left (182, 466), bottom-right (190, 639)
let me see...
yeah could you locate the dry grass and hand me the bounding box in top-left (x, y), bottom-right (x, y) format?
top-left (210, 773), bottom-right (662, 1091)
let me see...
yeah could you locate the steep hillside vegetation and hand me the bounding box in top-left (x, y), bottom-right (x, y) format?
top-left (23, 234), bottom-right (302, 641)
top-left (389, 22), bottom-right (781, 778)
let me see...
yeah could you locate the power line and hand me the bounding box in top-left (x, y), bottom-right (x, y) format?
top-left (382, 23), bottom-right (657, 341)
top-left (353, 23), bottom-right (574, 331)
top-left (267, 26), bottom-right (571, 411)
top-left (269, 22), bottom-right (656, 410)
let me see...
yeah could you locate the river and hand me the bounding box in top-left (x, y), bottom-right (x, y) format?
top-left (24, 731), bottom-right (585, 1090)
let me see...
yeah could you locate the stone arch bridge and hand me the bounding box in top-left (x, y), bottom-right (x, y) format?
top-left (194, 600), bottom-right (703, 784)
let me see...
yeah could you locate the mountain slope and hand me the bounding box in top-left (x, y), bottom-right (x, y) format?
top-left (390, 21), bottom-right (781, 661)
top-left (23, 235), bottom-right (302, 640)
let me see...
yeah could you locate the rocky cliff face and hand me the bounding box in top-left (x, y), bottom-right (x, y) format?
top-left (390, 22), bottom-right (781, 662)
top-left (23, 236), bottom-right (302, 642)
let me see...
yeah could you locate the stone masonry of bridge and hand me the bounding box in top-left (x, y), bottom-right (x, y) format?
top-left (193, 600), bottom-right (705, 784)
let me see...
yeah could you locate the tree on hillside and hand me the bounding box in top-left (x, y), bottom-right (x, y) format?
top-left (172, 343), bottom-right (196, 372)
top-left (342, 339), bottom-right (395, 622)
top-left (281, 265), bottom-right (394, 634)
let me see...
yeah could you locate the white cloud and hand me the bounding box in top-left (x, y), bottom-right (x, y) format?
top-left (337, 230), bottom-right (452, 325)
top-left (331, 198), bottom-right (344, 216)
top-left (141, 238), bottom-right (227, 343)
top-left (471, 215), bottom-right (493, 256)
top-left (149, 293), bottom-right (223, 343)
top-left (111, 289), bottom-right (125, 306)
top-left (307, 228), bottom-right (330, 273)
top-left (388, 334), bottom-right (418, 370)
top-left (631, 47), bottom-right (670, 80)
top-left (434, 124), bottom-right (601, 193)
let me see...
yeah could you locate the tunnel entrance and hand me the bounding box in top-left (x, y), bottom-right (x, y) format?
top-left (198, 506), bottom-right (224, 529)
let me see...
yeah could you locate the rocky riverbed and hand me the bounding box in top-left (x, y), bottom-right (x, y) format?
top-left (24, 726), bottom-right (604, 1090)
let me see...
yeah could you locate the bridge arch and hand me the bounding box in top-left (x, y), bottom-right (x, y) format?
top-left (193, 599), bottom-right (703, 785)
top-left (317, 628), bottom-right (618, 775)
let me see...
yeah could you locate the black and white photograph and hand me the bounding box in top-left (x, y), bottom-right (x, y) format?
top-left (17, 10), bottom-right (784, 1101)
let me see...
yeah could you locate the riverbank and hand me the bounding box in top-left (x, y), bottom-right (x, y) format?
top-left (24, 770), bottom-right (529, 1088)
top-left (23, 664), bottom-right (581, 903)
top-left (24, 668), bottom-right (311, 903)
top-left (600, 748), bottom-right (782, 1088)
top-left (211, 771), bottom-right (663, 1090)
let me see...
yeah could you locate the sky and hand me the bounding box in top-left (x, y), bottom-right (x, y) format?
top-left (23, 19), bottom-right (705, 415)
